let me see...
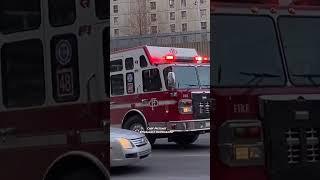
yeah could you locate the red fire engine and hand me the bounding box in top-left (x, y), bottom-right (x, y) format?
top-left (0, 0), bottom-right (109, 179)
top-left (110, 45), bottom-right (210, 145)
top-left (211, 0), bottom-right (320, 180)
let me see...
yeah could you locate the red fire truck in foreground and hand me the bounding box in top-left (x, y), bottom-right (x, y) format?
top-left (211, 0), bottom-right (320, 180)
top-left (110, 46), bottom-right (210, 145)
top-left (0, 0), bottom-right (109, 179)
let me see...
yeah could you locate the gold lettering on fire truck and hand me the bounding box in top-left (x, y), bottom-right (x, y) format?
top-left (233, 104), bottom-right (249, 113)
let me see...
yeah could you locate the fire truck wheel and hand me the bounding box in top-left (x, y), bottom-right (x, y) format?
top-left (172, 133), bottom-right (199, 146)
top-left (123, 115), bottom-right (156, 145)
top-left (60, 167), bottom-right (106, 180)
top-left (123, 115), bottom-right (146, 133)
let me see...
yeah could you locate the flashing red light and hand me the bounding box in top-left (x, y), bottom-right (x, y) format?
top-left (194, 56), bottom-right (204, 64)
top-left (164, 55), bottom-right (176, 63)
top-left (195, 56), bottom-right (203, 61)
top-left (165, 55), bottom-right (175, 60)
top-left (194, 56), bottom-right (210, 63)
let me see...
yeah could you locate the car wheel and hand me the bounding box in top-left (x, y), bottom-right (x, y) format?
top-left (172, 133), bottom-right (199, 146)
top-left (60, 167), bottom-right (107, 180)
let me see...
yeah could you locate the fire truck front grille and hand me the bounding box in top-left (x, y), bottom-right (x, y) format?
top-left (305, 128), bottom-right (320, 162)
top-left (286, 128), bottom-right (301, 164)
top-left (199, 102), bottom-right (210, 114)
top-left (286, 128), bottom-right (320, 164)
top-left (192, 92), bottom-right (210, 119)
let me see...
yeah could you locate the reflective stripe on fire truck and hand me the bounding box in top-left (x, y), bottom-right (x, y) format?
top-left (0, 130), bottom-right (107, 150)
top-left (80, 130), bottom-right (106, 143)
top-left (0, 134), bottom-right (67, 149)
top-left (110, 100), bottom-right (177, 110)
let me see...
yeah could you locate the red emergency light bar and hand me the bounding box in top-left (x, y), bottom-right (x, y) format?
top-left (161, 55), bottom-right (209, 64)
top-left (194, 56), bottom-right (210, 64)
top-left (165, 55), bottom-right (175, 60)
top-left (211, 0), bottom-right (279, 5)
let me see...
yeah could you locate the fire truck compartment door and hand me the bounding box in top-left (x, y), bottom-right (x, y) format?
top-left (259, 95), bottom-right (320, 180)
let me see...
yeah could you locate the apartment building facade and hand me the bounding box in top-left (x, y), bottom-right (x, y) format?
top-left (110, 0), bottom-right (210, 37)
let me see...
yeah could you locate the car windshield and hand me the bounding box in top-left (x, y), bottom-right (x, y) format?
top-left (278, 16), bottom-right (320, 86)
top-left (164, 65), bottom-right (209, 89)
top-left (211, 15), bottom-right (286, 87)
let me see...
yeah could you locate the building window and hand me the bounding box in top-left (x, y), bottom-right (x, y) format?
top-left (181, 11), bottom-right (187, 19)
top-left (142, 69), bottom-right (162, 92)
top-left (200, 9), bottom-right (206, 18)
top-left (182, 23), bottom-right (187, 32)
top-left (114, 17), bottom-right (119, 25)
top-left (169, 0), bottom-right (175, 8)
top-left (181, 0), bottom-right (186, 7)
top-left (95, 0), bottom-right (108, 19)
top-left (170, 24), bottom-right (176, 32)
top-left (201, 22), bottom-right (207, 30)
top-left (50, 34), bottom-right (80, 102)
top-left (0, 0), bottom-right (41, 34)
top-left (170, 12), bottom-right (175, 20)
top-left (150, 2), bottom-right (156, 10)
top-left (151, 14), bottom-right (157, 22)
top-left (1, 39), bottom-right (45, 108)
top-left (113, 5), bottom-right (118, 13)
top-left (114, 29), bottom-right (119, 36)
top-left (49, 0), bottom-right (76, 27)
top-left (200, 0), bottom-right (205, 4)
top-left (151, 26), bottom-right (157, 34)
top-left (111, 74), bottom-right (124, 96)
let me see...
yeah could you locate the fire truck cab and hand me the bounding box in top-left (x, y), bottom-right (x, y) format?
top-left (211, 0), bottom-right (320, 180)
top-left (110, 45), bottom-right (210, 145)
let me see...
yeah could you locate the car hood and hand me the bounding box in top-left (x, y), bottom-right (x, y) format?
top-left (110, 127), bottom-right (144, 139)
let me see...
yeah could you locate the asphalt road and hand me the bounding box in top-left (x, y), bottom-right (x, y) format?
top-left (111, 133), bottom-right (210, 180)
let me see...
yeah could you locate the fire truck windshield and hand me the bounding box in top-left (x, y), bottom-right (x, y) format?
top-left (278, 16), bottom-right (320, 87)
top-left (164, 65), bottom-right (209, 89)
top-left (211, 15), bottom-right (286, 87)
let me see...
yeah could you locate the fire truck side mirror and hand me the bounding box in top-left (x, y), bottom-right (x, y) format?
top-left (167, 72), bottom-right (176, 90)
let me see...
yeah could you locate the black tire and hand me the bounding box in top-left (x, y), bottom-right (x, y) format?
top-left (60, 167), bottom-right (107, 180)
top-left (172, 133), bottom-right (199, 146)
top-left (123, 115), bottom-right (156, 145)
top-left (123, 115), bottom-right (146, 133)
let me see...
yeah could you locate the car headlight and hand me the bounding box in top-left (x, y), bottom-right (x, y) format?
top-left (118, 138), bottom-right (134, 149)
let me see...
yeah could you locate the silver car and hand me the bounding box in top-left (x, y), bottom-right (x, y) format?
top-left (110, 127), bottom-right (152, 167)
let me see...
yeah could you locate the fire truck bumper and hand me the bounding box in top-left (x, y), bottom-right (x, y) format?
top-left (149, 119), bottom-right (210, 133)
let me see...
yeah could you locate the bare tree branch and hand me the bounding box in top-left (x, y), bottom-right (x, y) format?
top-left (129, 0), bottom-right (151, 36)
